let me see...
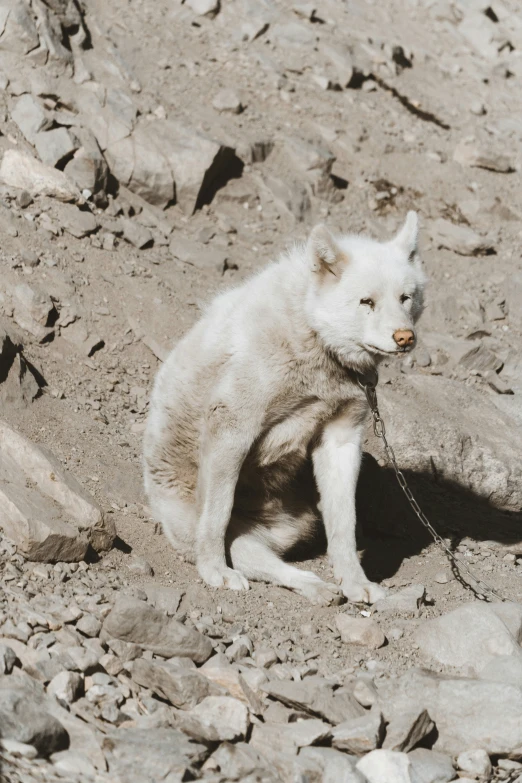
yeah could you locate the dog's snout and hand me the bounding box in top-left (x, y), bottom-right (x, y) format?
top-left (393, 329), bottom-right (415, 348)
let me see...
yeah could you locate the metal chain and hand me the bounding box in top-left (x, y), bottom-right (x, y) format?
top-left (358, 378), bottom-right (508, 603)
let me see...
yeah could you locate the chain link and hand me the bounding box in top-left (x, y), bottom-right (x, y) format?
top-left (358, 378), bottom-right (508, 603)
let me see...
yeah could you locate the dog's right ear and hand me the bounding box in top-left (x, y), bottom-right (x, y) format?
top-left (308, 224), bottom-right (346, 276)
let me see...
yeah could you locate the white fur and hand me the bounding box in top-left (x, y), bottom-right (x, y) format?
top-left (144, 213), bottom-right (426, 605)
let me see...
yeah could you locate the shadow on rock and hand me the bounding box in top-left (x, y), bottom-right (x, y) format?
top-left (356, 452), bottom-right (522, 585)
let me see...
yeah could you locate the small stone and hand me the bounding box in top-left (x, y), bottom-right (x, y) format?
top-left (76, 614), bottom-right (102, 638)
top-left (176, 695), bottom-right (249, 742)
top-left (55, 204), bottom-right (98, 238)
top-left (142, 585), bottom-right (183, 615)
top-left (200, 654), bottom-right (263, 712)
top-left (383, 707), bottom-right (434, 752)
top-left (457, 748), bottom-right (492, 778)
top-left (454, 140), bottom-right (515, 173)
top-left (374, 585), bottom-right (426, 616)
top-left (11, 94), bottom-right (52, 144)
top-left (101, 596), bottom-right (213, 662)
top-left (66, 645), bottom-right (102, 673)
top-left (254, 646), bottom-right (278, 668)
top-left (0, 644), bottom-right (18, 674)
top-left (331, 709), bottom-right (385, 754)
top-left (356, 750), bottom-right (411, 783)
top-left (51, 750), bottom-right (97, 777)
top-left (335, 615), bottom-right (386, 649)
top-left (186, 0), bottom-right (220, 16)
top-left (434, 571), bottom-right (449, 584)
top-left (120, 218), bottom-right (153, 249)
top-left (99, 653), bottom-right (123, 677)
top-left (129, 657), bottom-right (211, 709)
top-left (0, 738), bottom-right (38, 759)
top-left (225, 635), bottom-right (253, 662)
top-left (470, 101), bottom-right (486, 116)
top-left (107, 639), bottom-right (141, 663)
top-left (430, 218), bottom-right (494, 256)
top-left (498, 759), bottom-right (522, 771)
top-left (353, 678), bottom-right (378, 708)
top-left (16, 190), bottom-right (33, 209)
top-left (34, 128), bottom-right (77, 168)
top-left (486, 374), bottom-right (514, 395)
top-left (212, 89), bottom-right (243, 114)
top-left (408, 748), bottom-right (455, 783)
top-left (47, 671), bottom-right (84, 704)
top-left (128, 556), bottom-right (154, 576)
top-left (459, 343), bottom-right (503, 375)
top-left (250, 718), bottom-right (330, 755)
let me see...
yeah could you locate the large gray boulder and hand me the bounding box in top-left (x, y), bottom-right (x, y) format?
top-left (375, 375), bottom-right (522, 511)
top-left (378, 668), bottom-right (522, 756)
top-left (0, 674), bottom-right (68, 756)
top-left (105, 120), bottom-right (236, 213)
top-left (414, 602), bottom-right (522, 676)
top-left (0, 420), bottom-right (115, 561)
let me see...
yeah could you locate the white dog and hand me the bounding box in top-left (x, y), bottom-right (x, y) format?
top-left (144, 213), bottom-right (426, 605)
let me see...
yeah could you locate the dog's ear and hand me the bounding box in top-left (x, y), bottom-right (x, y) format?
top-left (308, 224), bottom-right (346, 276)
top-left (393, 211), bottom-right (419, 261)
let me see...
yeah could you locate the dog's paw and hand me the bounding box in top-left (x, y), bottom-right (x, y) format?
top-left (342, 579), bottom-right (388, 605)
top-left (295, 571), bottom-right (344, 606)
top-left (198, 563), bottom-right (249, 591)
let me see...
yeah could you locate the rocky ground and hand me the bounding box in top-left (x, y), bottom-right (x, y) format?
top-left (0, 0), bottom-right (522, 781)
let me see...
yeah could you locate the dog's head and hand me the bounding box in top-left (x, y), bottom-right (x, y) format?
top-left (305, 212), bottom-right (426, 370)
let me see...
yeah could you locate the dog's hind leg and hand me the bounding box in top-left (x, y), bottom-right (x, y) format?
top-left (228, 531), bottom-right (343, 606)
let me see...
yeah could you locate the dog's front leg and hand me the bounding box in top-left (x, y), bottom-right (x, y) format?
top-left (195, 409), bottom-right (256, 592)
top-left (313, 415), bottom-right (387, 604)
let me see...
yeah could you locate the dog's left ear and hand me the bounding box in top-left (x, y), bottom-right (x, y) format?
top-left (308, 224), bottom-right (347, 276)
top-left (393, 211), bottom-right (419, 261)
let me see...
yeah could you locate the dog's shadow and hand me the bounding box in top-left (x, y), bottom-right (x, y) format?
top-left (356, 452), bottom-right (522, 583)
top-left (290, 452), bottom-right (522, 585)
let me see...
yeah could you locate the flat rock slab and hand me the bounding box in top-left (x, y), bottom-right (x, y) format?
top-left (102, 728), bottom-right (207, 783)
top-left (200, 653), bottom-right (264, 713)
top-left (142, 584), bottom-right (184, 615)
top-left (430, 218), bottom-right (494, 256)
top-left (129, 658), bottom-right (211, 709)
top-left (336, 615), bottom-right (386, 649)
top-left (0, 420), bottom-right (114, 561)
top-left (0, 149), bottom-right (81, 203)
top-left (331, 709), bottom-right (384, 754)
top-left (250, 718), bottom-right (331, 755)
top-left (407, 748), bottom-right (455, 783)
top-left (175, 695), bottom-right (249, 742)
top-left (262, 677), bottom-right (364, 723)
top-left (102, 596), bottom-right (213, 662)
top-left (374, 585), bottom-right (426, 616)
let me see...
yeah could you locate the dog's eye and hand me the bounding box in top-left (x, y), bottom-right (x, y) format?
top-left (400, 294), bottom-right (411, 304)
top-left (360, 298), bottom-right (374, 308)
